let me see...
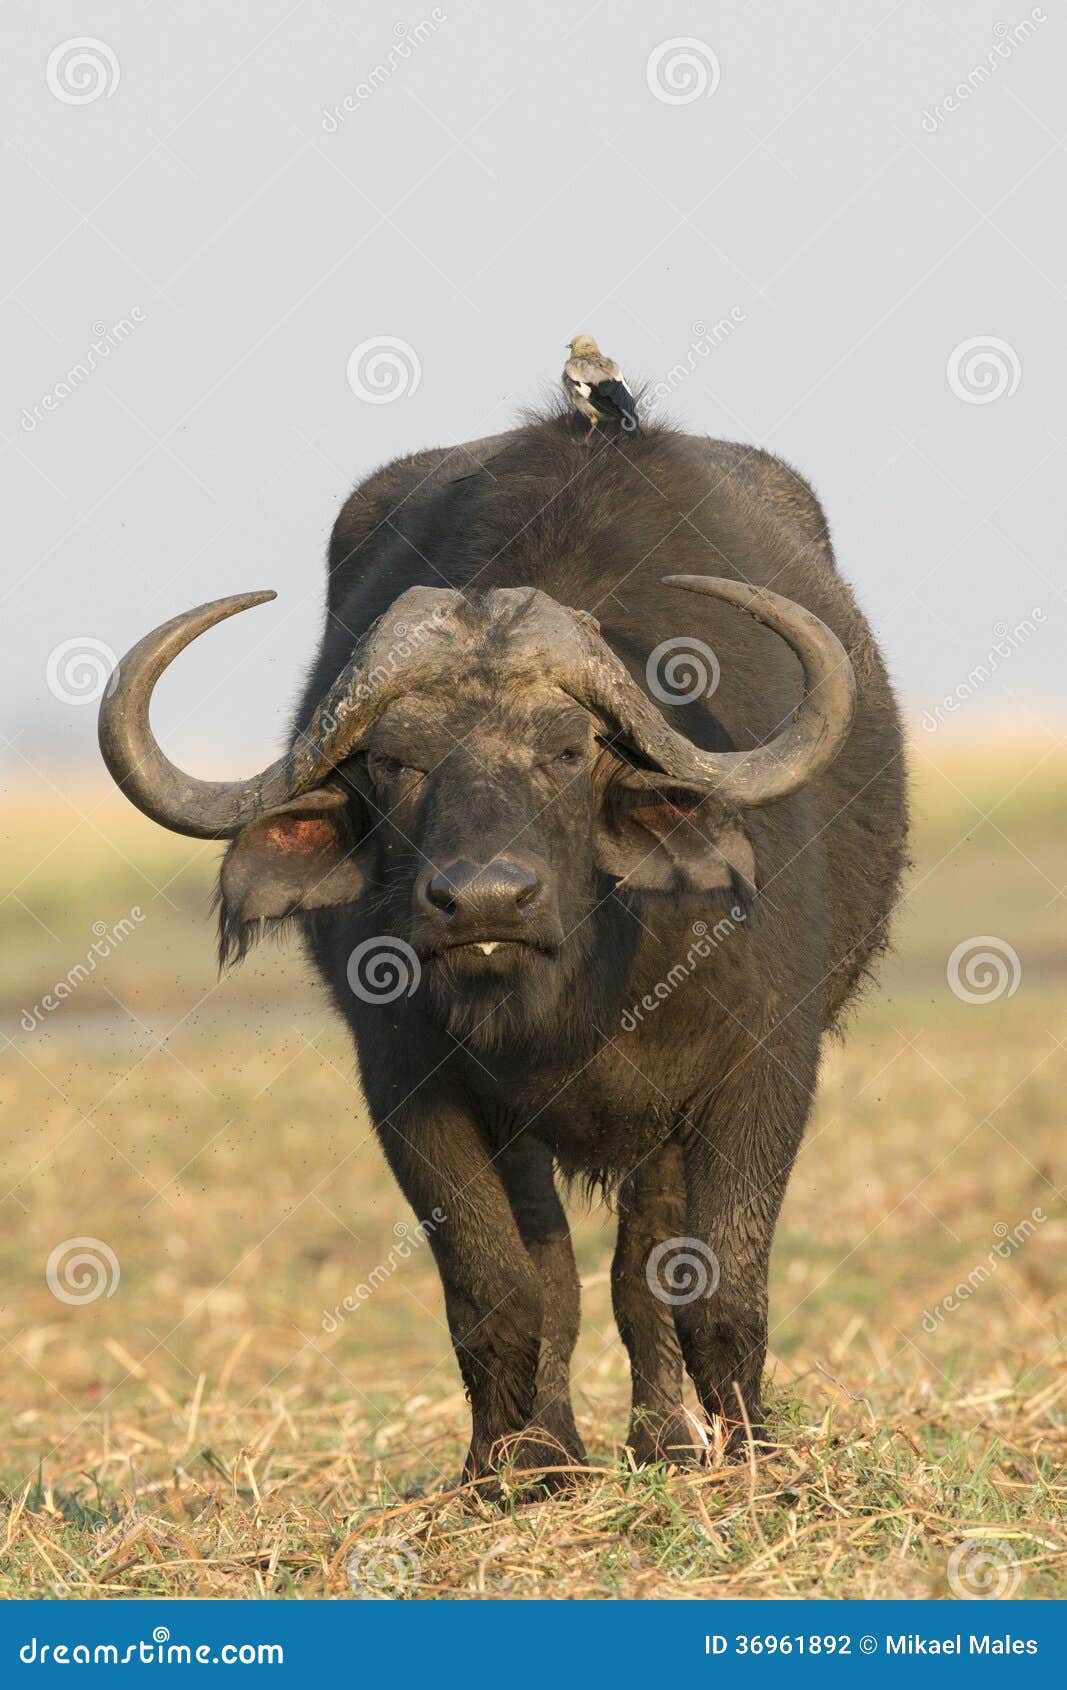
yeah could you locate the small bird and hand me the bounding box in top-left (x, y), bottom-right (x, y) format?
top-left (563, 335), bottom-right (640, 441)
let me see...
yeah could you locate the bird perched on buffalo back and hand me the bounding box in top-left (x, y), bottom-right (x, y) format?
top-left (563, 335), bottom-right (640, 440)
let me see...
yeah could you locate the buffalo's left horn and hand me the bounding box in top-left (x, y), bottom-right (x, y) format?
top-left (98, 592), bottom-right (384, 838)
top-left (574, 576), bottom-right (856, 807)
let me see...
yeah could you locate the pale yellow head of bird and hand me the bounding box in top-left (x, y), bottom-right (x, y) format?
top-left (567, 335), bottom-right (600, 357)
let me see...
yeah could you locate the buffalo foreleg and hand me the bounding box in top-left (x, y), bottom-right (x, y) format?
top-left (495, 1133), bottom-right (586, 1474)
top-left (377, 1085), bottom-right (543, 1489)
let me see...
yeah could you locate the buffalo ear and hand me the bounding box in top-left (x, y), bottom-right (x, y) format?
top-left (596, 773), bottom-right (756, 894)
top-left (218, 782), bottom-right (368, 963)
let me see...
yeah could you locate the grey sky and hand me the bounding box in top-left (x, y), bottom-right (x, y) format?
top-left (3, 0), bottom-right (1063, 778)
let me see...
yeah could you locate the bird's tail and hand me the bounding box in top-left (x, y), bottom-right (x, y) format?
top-left (598, 379), bottom-right (641, 434)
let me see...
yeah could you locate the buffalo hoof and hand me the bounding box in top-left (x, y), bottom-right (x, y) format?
top-left (626, 1407), bottom-right (711, 1469)
top-left (463, 1428), bottom-right (589, 1503)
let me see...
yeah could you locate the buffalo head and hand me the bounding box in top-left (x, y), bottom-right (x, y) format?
top-left (98, 578), bottom-right (855, 1030)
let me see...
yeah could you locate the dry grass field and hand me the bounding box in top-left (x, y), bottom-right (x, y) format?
top-left (0, 734), bottom-right (1064, 1600)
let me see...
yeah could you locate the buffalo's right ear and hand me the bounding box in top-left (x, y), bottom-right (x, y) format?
top-left (218, 781), bottom-right (368, 964)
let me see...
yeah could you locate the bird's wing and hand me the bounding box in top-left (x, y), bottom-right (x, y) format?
top-left (591, 378), bottom-right (639, 428)
top-left (563, 357), bottom-right (599, 396)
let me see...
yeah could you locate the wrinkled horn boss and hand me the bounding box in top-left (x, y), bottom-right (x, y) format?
top-left (98, 577), bottom-right (856, 838)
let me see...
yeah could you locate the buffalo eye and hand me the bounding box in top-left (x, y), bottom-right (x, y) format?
top-left (370, 753), bottom-right (420, 780)
top-left (550, 747), bottom-right (581, 766)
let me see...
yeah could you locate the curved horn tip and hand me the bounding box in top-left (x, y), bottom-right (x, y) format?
top-left (225, 588), bottom-right (277, 609)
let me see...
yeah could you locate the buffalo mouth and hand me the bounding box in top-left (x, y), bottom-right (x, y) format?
top-left (425, 936), bottom-right (555, 967)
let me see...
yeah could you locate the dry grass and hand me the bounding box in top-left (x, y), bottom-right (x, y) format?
top-left (0, 736), bottom-right (1064, 1599)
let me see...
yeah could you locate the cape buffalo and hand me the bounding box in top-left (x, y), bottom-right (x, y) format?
top-left (99, 414), bottom-right (908, 1487)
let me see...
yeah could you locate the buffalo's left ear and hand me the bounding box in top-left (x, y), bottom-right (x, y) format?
top-left (218, 782), bottom-right (368, 962)
top-left (596, 772), bottom-right (756, 894)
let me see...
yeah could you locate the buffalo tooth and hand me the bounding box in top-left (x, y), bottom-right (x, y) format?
top-left (476, 942), bottom-right (500, 955)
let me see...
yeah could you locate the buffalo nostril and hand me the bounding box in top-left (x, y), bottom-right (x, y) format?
top-left (426, 870), bottom-right (458, 912)
top-left (511, 868), bottom-right (540, 908)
